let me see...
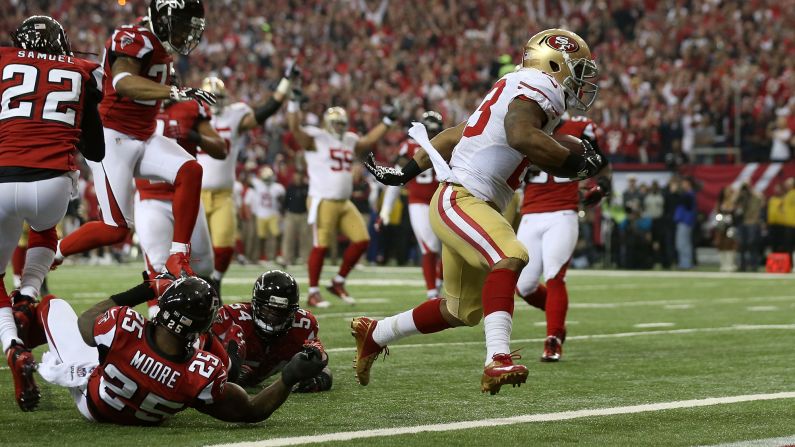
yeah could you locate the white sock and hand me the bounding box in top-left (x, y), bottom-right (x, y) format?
top-left (54, 240), bottom-right (63, 261)
top-left (0, 307), bottom-right (21, 352)
top-left (334, 274), bottom-right (345, 284)
top-left (483, 311), bottom-right (513, 365)
top-left (308, 286), bottom-right (319, 294)
top-left (148, 305), bottom-right (160, 320)
top-left (20, 247), bottom-right (54, 297)
top-left (372, 309), bottom-right (419, 346)
top-left (13, 275), bottom-right (21, 289)
top-left (426, 289), bottom-right (437, 299)
top-left (170, 242), bottom-right (189, 254)
top-left (211, 270), bottom-right (223, 281)
top-left (435, 278), bottom-right (443, 289)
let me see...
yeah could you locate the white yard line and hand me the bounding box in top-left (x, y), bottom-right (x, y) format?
top-left (206, 392), bottom-right (795, 447)
top-left (323, 324), bottom-right (795, 353)
top-left (698, 435), bottom-right (795, 447)
top-left (633, 323), bottom-right (675, 328)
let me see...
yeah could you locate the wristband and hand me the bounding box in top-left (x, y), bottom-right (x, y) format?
top-left (275, 77), bottom-right (291, 96)
top-left (401, 158), bottom-right (422, 182)
top-left (112, 72), bottom-right (132, 90)
top-left (382, 116), bottom-right (395, 126)
top-left (110, 281), bottom-right (155, 307)
top-left (287, 100), bottom-right (300, 113)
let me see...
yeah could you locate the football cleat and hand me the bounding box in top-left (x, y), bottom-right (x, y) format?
top-left (350, 317), bottom-right (387, 386)
top-left (307, 291), bottom-right (330, 309)
top-left (541, 336), bottom-right (563, 362)
top-left (481, 351), bottom-right (529, 395)
top-left (6, 341), bottom-right (40, 411)
top-left (164, 251), bottom-right (196, 277)
top-left (326, 280), bottom-right (355, 305)
top-left (11, 292), bottom-right (37, 345)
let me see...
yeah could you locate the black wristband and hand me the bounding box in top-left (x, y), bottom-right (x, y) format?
top-left (560, 152), bottom-right (586, 178)
top-left (110, 281), bottom-right (155, 307)
top-left (401, 159), bottom-right (422, 183)
top-left (254, 98), bottom-right (283, 124)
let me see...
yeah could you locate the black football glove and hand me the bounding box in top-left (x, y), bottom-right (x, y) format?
top-left (363, 152), bottom-right (422, 186)
top-left (572, 139), bottom-right (607, 181)
top-left (280, 343), bottom-right (328, 388)
top-left (292, 366), bottom-right (333, 393)
top-left (170, 86), bottom-right (217, 106)
top-left (381, 102), bottom-right (401, 126)
top-left (284, 62), bottom-right (301, 80)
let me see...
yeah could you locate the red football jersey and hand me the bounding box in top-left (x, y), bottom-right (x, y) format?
top-left (86, 306), bottom-right (226, 426)
top-left (135, 100), bottom-right (210, 201)
top-left (399, 140), bottom-right (439, 204)
top-left (0, 47), bottom-right (102, 171)
top-left (211, 303), bottom-right (322, 385)
top-left (521, 117), bottom-right (600, 214)
top-left (99, 25), bottom-right (172, 140)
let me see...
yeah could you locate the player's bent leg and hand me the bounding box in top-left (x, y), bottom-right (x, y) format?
top-left (329, 201), bottom-right (369, 304)
top-left (19, 227), bottom-right (57, 298)
top-left (189, 204), bottom-right (214, 278)
top-left (307, 199), bottom-right (335, 308)
top-left (515, 214), bottom-right (546, 310)
top-left (134, 196), bottom-right (174, 274)
top-left (409, 203), bottom-right (441, 298)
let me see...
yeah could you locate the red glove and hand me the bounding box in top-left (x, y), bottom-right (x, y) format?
top-left (221, 323), bottom-right (247, 361)
top-left (583, 177), bottom-right (611, 207)
top-left (145, 271), bottom-right (175, 298)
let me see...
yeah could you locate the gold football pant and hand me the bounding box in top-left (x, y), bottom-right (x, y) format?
top-left (429, 183), bottom-right (528, 326)
top-left (201, 189), bottom-right (236, 248)
top-left (310, 198), bottom-right (369, 248)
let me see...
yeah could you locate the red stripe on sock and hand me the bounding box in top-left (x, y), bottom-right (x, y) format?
top-left (482, 268), bottom-right (519, 316)
top-left (412, 298), bottom-right (452, 334)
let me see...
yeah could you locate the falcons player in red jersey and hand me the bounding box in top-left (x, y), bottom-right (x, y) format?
top-left (54, 0), bottom-right (217, 277)
top-left (378, 111), bottom-right (444, 299)
top-left (135, 79), bottom-right (227, 313)
top-left (212, 270), bottom-right (332, 392)
top-left (17, 276), bottom-right (326, 424)
top-left (516, 115), bottom-right (611, 361)
top-left (0, 16), bottom-right (105, 411)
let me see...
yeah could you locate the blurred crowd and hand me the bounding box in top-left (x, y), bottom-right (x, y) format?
top-left (3, 0), bottom-right (795, 271)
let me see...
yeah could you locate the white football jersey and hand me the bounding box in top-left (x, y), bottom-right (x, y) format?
top-left (198, 102), bottom-right (253, 191)
top-left (303, 126), bottom-right (359, 200)
top-left (249, 178), bottom-right (286, 219)
top-left (450, 68), bottom-right (566, 211)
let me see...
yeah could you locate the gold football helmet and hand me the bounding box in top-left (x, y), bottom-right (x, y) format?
top-left (522, 29), bottom-right (598, 111)
top-left (259, 166), bottom-right (274, 183)
top-left (323, 107), bottom-right (348, 139)
top-left (201, 76), bottom-right (227, 114)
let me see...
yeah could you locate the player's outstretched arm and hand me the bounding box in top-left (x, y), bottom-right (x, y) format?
top-left (286, 91), bottom-right (316, 151)
top-left (354, 103), bottom-right (401, 157)
top-left (197, 345), bottom-right (327, 423)
top-left (196, 120), bottom-right (227, 159)
top-left (78, 299), bottom-right (115, 346)
top-left (428, 120), bottom-right (466, 162)
top-left (504, 99), bottom-right (603, 180)
top-left (111, 56), bottom-right (173, 101)
top-left (239, 62), bottom-right (301, 133)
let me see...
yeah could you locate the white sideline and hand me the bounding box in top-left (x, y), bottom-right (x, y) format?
top-left (206, 392), bottom-right (795, 447)
top-left (323, 323), bottom-right (795, 353)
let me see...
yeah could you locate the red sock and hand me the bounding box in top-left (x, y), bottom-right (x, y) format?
top-left (412, 298), bottom-right (452, 333)
top-left (59, 222), bottom-right (129, 257)
top-left (29, 227), bottom-right (58, 251)
top-left (546, 278), bottom-right (568, 338)
top-left (546, 267), bottom-right (569, 339)
top-left (171, 160), bottom-right (202, 244)
top-left (12, 246), bottom-right (26, 276)
top-left (482, 268), bottom-right (519, 317)
top-left (520, 283), bottom-right (547, 310)
top-left (213, 247), bottom-right (234, 273)
top-left (308, 246), bottom-right (327, 287)
top-left (338, 240), bottom-right (369, 278)
top-left (421, 252), bottom-right (438, 292)
top-left (0, 275), bottom-right (10, 308)
top-left (234, 238), bottom-right (244, 255)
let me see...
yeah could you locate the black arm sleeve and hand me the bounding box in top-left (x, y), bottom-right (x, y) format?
top-left (254, 97), bottom-right (284, 125)
top-left (78, 85), bottom-right (105, 162)
top-left (226, 340), bottom-right (243, 383)
top-left (109, 280), bottom-right (156, 307)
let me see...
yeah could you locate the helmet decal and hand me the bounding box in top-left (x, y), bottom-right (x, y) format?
top-left (545, 35), bottom-right (580, 53)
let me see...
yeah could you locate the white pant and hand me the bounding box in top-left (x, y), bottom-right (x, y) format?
top-left (88, 127), bottom-right (194, 227)
top-left (39, 297), bottom-right (98, 421)
top-left (135, 194), bottom-right (215, 276)
top-left (0, 174), bottom-right (75, 273)
top-left (408, 203), bottom-right (441, 254)
top-left (134, 195), bottom-right (213, 276)
top-left (516, 210), bottom-right (578, 296)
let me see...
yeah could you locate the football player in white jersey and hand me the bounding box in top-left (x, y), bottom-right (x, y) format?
top-left (197, 64), bottom-right (299, 291)
top-left (354, 29), bottom-right (606, 394)
top-left (250, 167), bottom-right (286, 263)
top-left (287, 95), bottom-right (399, 308)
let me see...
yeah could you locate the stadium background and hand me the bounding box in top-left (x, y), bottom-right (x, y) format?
top-left (1, 0), bottom-right (793, 272)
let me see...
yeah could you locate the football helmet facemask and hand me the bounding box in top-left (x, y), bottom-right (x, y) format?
top-left (522, 28), bottom-right (598, 111)
top-left (251, 270), bottom-right (300, 340)
top-left (201, 76), bottom-right (227, 115)
top-left (11, 15), bottom-right (72, 56)
top-left (323, 107), bottom-right (348, 140)
top-left (148, 0), bottom-right (205, 56)
top-left (421, 111), bottom-right (443, 138)
top-left (155, 276), bottom-right (220, 344)
top-left (259, 166), bottom-right (275, 184)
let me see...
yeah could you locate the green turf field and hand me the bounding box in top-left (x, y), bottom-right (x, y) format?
top-left (2, 263), bottom-right (795, 446)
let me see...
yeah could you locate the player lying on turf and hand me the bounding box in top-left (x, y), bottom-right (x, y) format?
top-left (356, 29), bottom-right (605, 394)
top-left (14, 276), bottom-right (326, 424)
top-left (212, 270), bottom-right (332, 393)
